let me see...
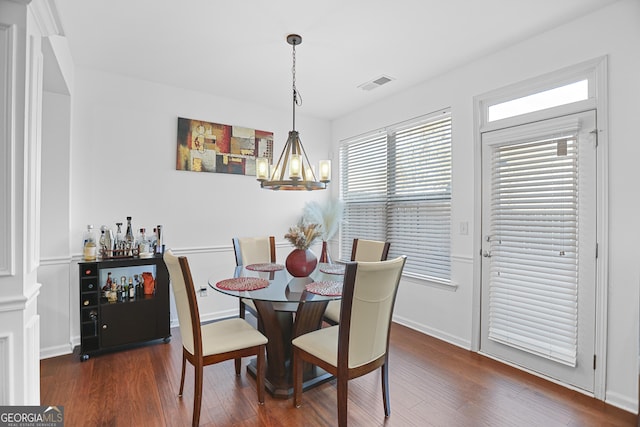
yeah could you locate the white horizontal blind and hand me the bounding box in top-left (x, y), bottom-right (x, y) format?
top-left (488, 134), bottom-right (579, 366)
top-left (387, 117), bottom-right (451, 279)
top-left (340, 133), bottom-right (387, 252)
top-left (340, 113), bottom-right (451, 281)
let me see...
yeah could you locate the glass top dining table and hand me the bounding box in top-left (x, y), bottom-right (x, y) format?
top-left (212, 263), bottom-right (344, 307)
top-left (208, 262), bottom-right (346, 398)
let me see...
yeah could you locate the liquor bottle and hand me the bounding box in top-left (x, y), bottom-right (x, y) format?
top-left (104, 272), bottom-right (113, 291)
top-left (119, 276), bottom-right (127, 302)
top-left (150, 228), bottom-right (158, 255)
top-left (128, 277), bottom-right (135, 299)
top-left (134, 274), bottom-right (142, 297)
top-left (98, 229), bottom-right (106, 253)
top-left (125, 216), bottom-right (134, 256)
top-left (137, 228), bottom-right (150, 256)
top-left (155, 225), bottom-right (163, 254)
top-left (114, 222), bottom-right (123, 255)
top-left (83, 225), bottom-right (97, 261)
top-left (99, 225), bottom-right (114, 258)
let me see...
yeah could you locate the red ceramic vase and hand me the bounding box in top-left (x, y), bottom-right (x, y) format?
top-left (285, 248), bottom-right (318, 277)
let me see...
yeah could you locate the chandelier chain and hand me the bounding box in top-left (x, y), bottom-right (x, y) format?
top-left (292, 42), bottom-right (302, 107)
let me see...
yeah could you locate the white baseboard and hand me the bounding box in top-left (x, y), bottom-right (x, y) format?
top-left (392, 315), bottom-right (472, 350)
top-left (605, 390), bottom-right (638, 415)
top-left (171, 309), bottom-right (236, 329)
top-left (40, 343), bottom-right (74, 359)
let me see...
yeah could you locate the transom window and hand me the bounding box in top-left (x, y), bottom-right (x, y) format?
top-left (488, 79), bottom-right (588, 122)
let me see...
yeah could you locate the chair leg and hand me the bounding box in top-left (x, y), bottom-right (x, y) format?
top-left (239, 300), bottom-right (246, 319)
top-left (292, 348), bottom-right (303, 408)
top-left (234, 358), bottom-right (241, 376)
top-left (382, 362), bottom-right (391, 417)
top-left (192, 362), bottom-right (203, 427)
top-left (337, 376), bottom-right (348, 427)
top-left (256, 345), bottom-right (266, 404)
top-left (179, 351), bottom-right (186, 397)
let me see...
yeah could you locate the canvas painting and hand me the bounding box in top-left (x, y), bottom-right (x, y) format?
top-left (176, 117), bottom-right (273, 176)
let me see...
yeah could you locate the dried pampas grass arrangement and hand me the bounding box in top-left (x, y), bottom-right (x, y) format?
top-left (302, 199), bottom-right (344, 241)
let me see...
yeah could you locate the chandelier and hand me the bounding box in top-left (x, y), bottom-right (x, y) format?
top-left (256, 34), bottom-right (330, 191)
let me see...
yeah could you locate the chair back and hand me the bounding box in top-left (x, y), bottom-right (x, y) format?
top-left (351, 239), bottom-right (390, 262)
top-left (340, 256), bottom-right (406, 369)
top-left (163, 249), bottom-right (201, 356)
top-left (233, 236), bottom-right (276, 266)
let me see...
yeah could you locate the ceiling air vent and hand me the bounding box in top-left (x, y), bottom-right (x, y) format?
top-left (358, 75), bottom-right (394, 91)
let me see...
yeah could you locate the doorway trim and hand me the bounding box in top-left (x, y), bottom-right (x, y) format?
top-left (471, 56), bottom-right (608, 399)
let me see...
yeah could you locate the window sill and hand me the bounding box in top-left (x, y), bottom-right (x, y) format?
top-left (402, 272), bottom-right (458, 291)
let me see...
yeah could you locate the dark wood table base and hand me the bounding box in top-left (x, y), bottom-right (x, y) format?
top-left (246, 359), bottom-right (334, 398)
top-left (252, 296), bottom-right (331, 398)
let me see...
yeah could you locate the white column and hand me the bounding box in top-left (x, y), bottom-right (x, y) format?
top-left (0, 0), bottom-right (60, 405)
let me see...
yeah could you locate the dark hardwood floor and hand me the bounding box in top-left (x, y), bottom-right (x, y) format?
top-left (41, 322), bottom-right (636, 426)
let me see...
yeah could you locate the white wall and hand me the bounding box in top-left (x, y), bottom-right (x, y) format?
top-left (38, 91), bottom-right (72, 358)
top-left (332, 0), bottom-right (639, 413)
top-left (69, 68), bottom-right (331, 249)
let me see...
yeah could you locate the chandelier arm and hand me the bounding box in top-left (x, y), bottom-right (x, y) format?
top-left (280, 139), bottom-right (292, 181)
top-left (271, 134), bottom-right (293, 181)
top-left (294, 135), bottom-right (319, 182)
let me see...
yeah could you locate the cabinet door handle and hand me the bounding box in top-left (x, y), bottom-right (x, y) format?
top-left (102, 324), bottom-right (107, 330)
top-left (83, 300), bottom-right (89, 306)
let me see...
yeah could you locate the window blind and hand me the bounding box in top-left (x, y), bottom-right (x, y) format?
top-left (340, 113), bottom-right (451, 281)
top-left (487, 135), bottom-right (579, 366)
top-left (340, 133), bottom-right (388, 250)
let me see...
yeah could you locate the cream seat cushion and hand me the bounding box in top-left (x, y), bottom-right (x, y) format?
top-left (292, 325), bottom-right (339, 367)
top-left (200, 318), bottom-right (267, 356)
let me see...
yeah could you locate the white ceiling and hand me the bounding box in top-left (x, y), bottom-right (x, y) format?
top-left (53, 0), bottom-right (618, 121)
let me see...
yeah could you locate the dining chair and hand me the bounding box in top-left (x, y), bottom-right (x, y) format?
top-left (292, 256), bottom-right (407, 427)
top-left (350, 238), bottom-right (391, 262)
top-left (163, 249), bottom-right (268, 427)
top-left (323, 238), bottom-right (391, 325)
top-left (232, 236), bottom-right (276, 320)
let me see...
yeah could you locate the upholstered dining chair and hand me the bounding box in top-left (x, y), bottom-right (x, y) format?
top-left (163, 250), bottom-right (268, 427)
top-left (232, 236), bottom-right (276, 320)
top-left (350, 238), bottom-right (391, 262)
top-left (323, 238), bottom-right (391, 325)
top-left (292, 256), bottom-right (407, 427)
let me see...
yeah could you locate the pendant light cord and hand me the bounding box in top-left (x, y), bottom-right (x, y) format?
top-left (292, 41), bottom-right (302, 131)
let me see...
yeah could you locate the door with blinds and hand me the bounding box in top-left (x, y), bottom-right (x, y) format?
top-left (480, 111), bottom-right (596, 392)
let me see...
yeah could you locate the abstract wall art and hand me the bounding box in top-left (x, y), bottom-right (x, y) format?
top-left (176, 117), bottom-right (273, 176)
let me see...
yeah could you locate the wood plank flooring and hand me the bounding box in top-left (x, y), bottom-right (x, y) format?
top-left (40, 323), bottom-right (636, 426)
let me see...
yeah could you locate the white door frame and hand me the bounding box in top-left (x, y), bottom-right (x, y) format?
top-left (471, 56), bottom-right (609, 399)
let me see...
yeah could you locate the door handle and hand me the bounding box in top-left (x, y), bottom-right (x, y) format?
top-left (482, 250), bottom-right (492, 258)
